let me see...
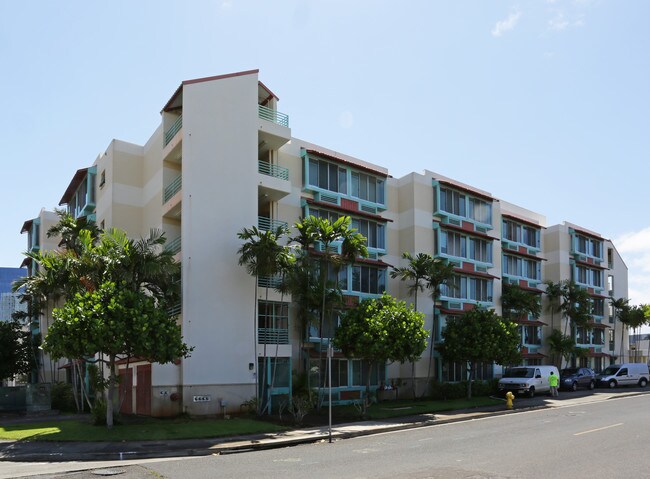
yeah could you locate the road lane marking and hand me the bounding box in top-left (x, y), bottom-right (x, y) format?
top-left (574, 423), bottom-right (623, 436)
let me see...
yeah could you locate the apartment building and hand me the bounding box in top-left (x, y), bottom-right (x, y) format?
top-left (544, 223), bottom-right (628, 371)
top-left (20, 69), bottom-right (629, 416)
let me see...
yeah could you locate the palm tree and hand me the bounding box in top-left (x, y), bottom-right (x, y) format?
top-left (544, 280), bottom-right (563, 331)
top-left (293, 215), bottom-right (367, 405)
top-left (424, 258), bottom-right (456, 394)
top-left (610, 297), bottom-right (630, 362)
top-left (237, 225), bottom-right (289, 414)
top-left (547, 329), bottom-right (575, 369)
top-left (390, 252), bottom-right (434, 398)
top-left (559, 281), bottom-right (592, 363)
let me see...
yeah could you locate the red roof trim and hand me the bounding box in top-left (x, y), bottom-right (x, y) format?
top-left (438, 221), bottom-right (499, 241)
top-left (305, 198), bottom-right (392, 222)
top-left (258, 80), bottom-right (279, 101)
top-left (571, 227), bottom-right (603, 241)
top-left (502, 249), bottom-right (546, 261)
top-left (575, 259), bottom-right (608, 270)
top-left (453, 268), bottom-right (500, 280)
top-left (521, 352), bottom-right (547, 359)
top-left (585, 322), bottom-right (611, 329)
top-left (182, 69), bottom-right (259, 86)
top-left (59, 168), bottom-right (89, 206)
top-left (436, 179), bottom-right (494, 202)
top-left (20, 219), bottom-right (33, 234)
top-left (501, 213), bottom-right (546, 230)
top-left (162, 69), bottom-right (260, 112)
top-left (305, 149), bottom-right (388, 178)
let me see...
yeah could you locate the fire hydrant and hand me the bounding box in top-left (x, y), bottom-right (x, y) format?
top-left (505, 391), bottom-right (515, 410)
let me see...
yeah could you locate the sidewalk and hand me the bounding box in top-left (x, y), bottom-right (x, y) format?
top-left (0, 391), bottom-right (641, 463)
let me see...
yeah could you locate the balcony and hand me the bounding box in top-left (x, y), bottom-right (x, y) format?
top-left (258, 216), bottom-right (288, 232)
top-left (258, 105), bottom-right (289, 127)
top-left (258, 160), bottom-right (291, 202)
top-left (163, 176), bottom-right (182, 204)
top-left (165, 236), bottom-right (181, 255)
top-left (258, 160), bottom-right (289, 180)
top-left (164, 115), bottom-right (183, 147)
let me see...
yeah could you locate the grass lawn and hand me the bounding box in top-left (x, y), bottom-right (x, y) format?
top-left (326, 396), bottom-right (503, 421)
top-left (0, 396), bottom-right (502, 442)
top-left (0, 416), bottom-right (288, 442)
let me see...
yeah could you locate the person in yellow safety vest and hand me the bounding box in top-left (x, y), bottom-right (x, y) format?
top-left (548, 371), bottom-right (559, 397)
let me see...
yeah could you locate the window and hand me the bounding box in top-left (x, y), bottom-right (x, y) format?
top-left (99, 170), bottom-right (106, 187)
top-left (441, 275), bottom-right (492, 302)
top-left (524, 259), bottom-right (540, 280)
top-left (608, 329), bottom-right (615, 350)
top-left (352, 219), bottom-right (386, 249)
top-left (592, 329), bottom-right (605, 345)
top-left (351, 266), bottom-right (386, 294)
top-left (350, 172), bottom-right (385, 204)
top-left (325, 359), bottom-right (349, 388)
top-left (575, 234), bottom-right (603, 260)
top-left (351, 360), bottom-right (385, 386)
top-left (503, 220), bottom-right (520, 243)
top-left (309, 158), bottom-right (347, 194)
top-left (503, 255), bottom-right (522, 277)
top-left (576, 327), bottom-right (589, 344)
top-left (608, 275), bottom-right (614, 294)
top-left (469, 237), bottom-right (491, 263)
top-left (439, 188), bottom-right (465, 216)
top-left (310, 209), bottom-right (340, 223)
top-left (523, 326), bottom-right (542, 345)
top-left (258, 301), bottom-right (289, 338)
top-left (440, 231), bottom-right (466, 258)
top-left (468, 198), bottom-right (492, 224)
top-left (592, 298), bottom-right (604, 316)
top-left (522, 226), bottom-right (540, 248)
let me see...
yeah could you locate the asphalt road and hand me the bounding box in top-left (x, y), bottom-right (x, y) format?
top-left (8, 390), bottom-right (650, 479)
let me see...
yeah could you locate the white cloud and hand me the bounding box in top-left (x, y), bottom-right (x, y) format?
top-left (491, 11), bottom-right (522, 37)
top-left (613, 227), bottom-right (650, 305)
top-left (549, 13), bottom-right (570, 30)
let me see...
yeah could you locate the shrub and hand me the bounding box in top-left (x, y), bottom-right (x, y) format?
top-left (50, 382), bottom-right (76, 412)
top-left (430, 379), bottom-right (499, 400)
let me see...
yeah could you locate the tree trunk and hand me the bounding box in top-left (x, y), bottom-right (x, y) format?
top-left (423, 301), bottom-right (437, 398)
top-left (466, 362), bottom-right (473, 400)
top-left (106, 355), bottom-right (116, 428)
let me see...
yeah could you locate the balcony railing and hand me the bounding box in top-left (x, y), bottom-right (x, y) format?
top-left (258, 328), bottom-right (290, 345)
top-left (165, 236), bottom-right (181, 255)
top-left (258, 105), bottom-right (289, 127)
top-left (259, 274), bottom-right (282, 289)
top-left (164, 115), bottom-right (183, 147)
top-left (163, 175), bottom-right (182, 204)
top-left (258, 160), bottom-right (289, 181)
top-left (167, 301), bottom-right (182, 317)
top-left (258, 216), bottom-right (288, 232)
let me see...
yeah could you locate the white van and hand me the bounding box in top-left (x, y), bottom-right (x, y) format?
top-left (596, 363), bottom-right (649, 388)
top-left (498, 365), bottom-right (560, 398)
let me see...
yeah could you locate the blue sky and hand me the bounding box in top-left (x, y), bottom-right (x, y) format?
top-left (1, 0), bottom-right (648, 305)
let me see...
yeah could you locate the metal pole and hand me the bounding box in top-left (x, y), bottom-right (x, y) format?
top-left (328, 341), bottom-right (333, 443)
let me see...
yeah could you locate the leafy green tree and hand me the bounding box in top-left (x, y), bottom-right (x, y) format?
top-left (544, 280), bottom-right (564, 331)
top-left (439, 308), bottom-right (521, 399)
top-left (625, 305), bottom-right (648, 362)
top-left (333, 293), bottom-right (427, 414)
top-left (18, 220), bottom-right (189, 428)
top-left (0, 319), bottom-right (34, 382)
top-left (390, 252), bottom-right (435, 398)
top-left (47, 281), bottom-right (189, 425)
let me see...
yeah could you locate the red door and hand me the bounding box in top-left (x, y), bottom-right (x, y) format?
top-left (136, 364), bottom-right (152, 416)
top-left (118, 368), bottom-right (133, 414)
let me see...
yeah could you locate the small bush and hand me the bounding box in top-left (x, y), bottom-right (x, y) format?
top-left (92, 398), bottom-right (107, 426)
top-left (430, 379), bottom-right (499, 400)
top-left (50, 382), bottom-right (76, 412)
